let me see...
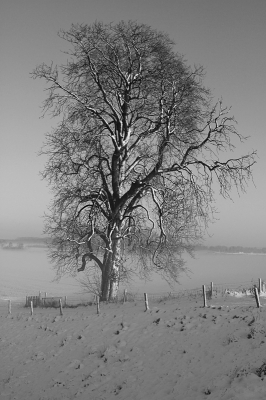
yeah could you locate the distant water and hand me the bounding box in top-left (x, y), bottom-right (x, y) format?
top-left (0, 247), bottom-right (81, 301)
top-left (1, 247), bottom-right (266, 300)
top-left (124, 251), bottom-right (266, 293)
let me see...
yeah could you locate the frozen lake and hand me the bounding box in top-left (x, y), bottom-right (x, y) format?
top-left (1, 246), bottom-right (266, 300)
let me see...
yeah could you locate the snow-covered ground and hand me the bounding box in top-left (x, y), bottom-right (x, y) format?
top-left (1, 296), bottom-right (266, 399)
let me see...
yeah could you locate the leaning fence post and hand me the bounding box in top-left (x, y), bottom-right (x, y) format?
top-left (210, 282), bottom-right (214, 298)
top-left (8, 300), bottom-right (11, 314)
top-left (96, 296), bottom-right (100, 314)
top-left (254, 287), bottom-right (261, 308)
top-left (123, 289), bottom-right (127, 303)
top-left (30, 301), bottom-right (33, 316)
top-left (144, 293), bottom-right (149, 311)
top-left (202, 285), bottom-right (207, 308)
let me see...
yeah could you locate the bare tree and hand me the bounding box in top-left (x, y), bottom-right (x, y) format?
top-left (32, 21), bottom-right (256, 301)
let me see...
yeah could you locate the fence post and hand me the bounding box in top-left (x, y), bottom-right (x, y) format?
top-left (8, 300), bottom-right (11, 314)
top-left (96, 296), bottom-right (100, 314)
top-left (202, 285), bottom-right (207, 308)
top-left (59, 299), bottom-right (63, 316)
top-left (64, 296), bottom-right (67, 307)
top-left (258, 278), bottom-right (262, 294)
top-left (210, 282), bottom-right (213, 298)
top-left (254, 287), bottom-right (261, 308)
top-left (30, 301), bottom-right (33, 316)
top-left (123, 289), bottom-right (127, 303)
top-left (144, 293), bottom-right (150, 311)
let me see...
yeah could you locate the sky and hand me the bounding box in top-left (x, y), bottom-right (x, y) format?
top-left (0, 0), bottom-right (265, 247)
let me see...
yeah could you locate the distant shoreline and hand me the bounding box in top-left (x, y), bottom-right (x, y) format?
top-left (196, 244), bottom-right (266, 255)
top-left (0, 237), bottom-right (50, 248)
top-left (1, 238), bottom-right (265, 254)
top-left (211, 251), bottom-right (266, 256)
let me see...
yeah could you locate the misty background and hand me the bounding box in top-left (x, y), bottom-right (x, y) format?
top-left (1, 0), bottom-right (265, 247)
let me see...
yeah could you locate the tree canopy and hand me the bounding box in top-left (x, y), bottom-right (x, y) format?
top-left (32, 21), bottom-right (256, 300)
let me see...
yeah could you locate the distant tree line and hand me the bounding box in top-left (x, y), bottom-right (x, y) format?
top-left (0, 237), bottom-right (51, 247)
top-left (196, 245), bottom-right (266, 254)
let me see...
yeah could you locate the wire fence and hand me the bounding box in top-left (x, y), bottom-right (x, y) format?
top-left (1, 278), bottom-right (266, 316)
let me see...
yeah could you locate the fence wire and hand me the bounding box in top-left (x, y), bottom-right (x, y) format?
top-left (1, 279), bottom-right (266, 315)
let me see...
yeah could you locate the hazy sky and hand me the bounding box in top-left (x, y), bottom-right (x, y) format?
top-left (1, 0), bottom-right (265, 247)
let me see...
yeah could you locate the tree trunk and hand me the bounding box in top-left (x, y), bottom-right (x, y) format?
top-left (100, 228), bottom-right (122, 301)
top-left (101, 251), bottom-right (111, 301)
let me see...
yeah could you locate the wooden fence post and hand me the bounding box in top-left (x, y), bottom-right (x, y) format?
top-left (254, 287), bottom-right (261, 308)
top-left (59, 299), bottom-right (63, 316)
top-left (144, 293), bottom-right (150, 311)
top-left (123, 289), bottom-right (127, 303)
top-left (210, 282), bottom-right (214, 298)
top-left (8, 300), bottom-right (11, 314)
top-left (96, 296), bottom-right (100, 314)
top-left (202, 285), bottom-right (207, 308)
top-left (30, 301), bottom-right (33, 316)
top-left (258, 278), bottom-right (262, 294)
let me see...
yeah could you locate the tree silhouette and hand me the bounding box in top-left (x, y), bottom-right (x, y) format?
top-left (32, 21), bottom-right (256, 300)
